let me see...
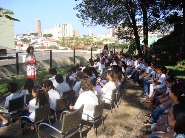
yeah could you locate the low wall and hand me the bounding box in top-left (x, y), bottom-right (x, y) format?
top-left (0, 55), bottom-right (92, 78)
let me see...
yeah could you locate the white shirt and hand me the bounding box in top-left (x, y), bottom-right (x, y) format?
top-left (101, 81), bottom-right (116, 104)
top-left (29, 98), bottom-right (39, 121)
top-left (158, 74), bottom-right (166, 87)
top-left (48, 89), bottom-right (60, 110)
top-left (127, 60), bottom-right (134, 66)
top-left (133, 60), bottom-right (139, 68)
top-left (145, 66), bottom-right (152, 74)
top-left (20, 89), bottom-right (29, 104)
top-left (55, 82), bottom-right (70, 97)
top-left (139, 63), bottom-right (145, 70)
top-left (122, 67), bottom-right (125, 73)
top-left (4, 93), bottom-right (21, 107)
top-left (74, 90), bottom-right (98, 120)
top-left (166, 87), bottom-right (170, 94)
top-left (49, 77), bottom-right (58, 88)
top-left (73, 81), bottom-right (81, 96)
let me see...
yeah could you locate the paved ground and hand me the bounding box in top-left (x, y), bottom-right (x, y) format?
top-left (0, 81), bottom-right (152, 138)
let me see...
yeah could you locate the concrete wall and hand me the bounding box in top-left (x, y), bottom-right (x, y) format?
top-left (0, 55), bottom-right (91, 78)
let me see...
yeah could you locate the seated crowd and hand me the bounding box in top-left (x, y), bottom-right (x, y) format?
top-left (0, 48), bottom-right (185, 138)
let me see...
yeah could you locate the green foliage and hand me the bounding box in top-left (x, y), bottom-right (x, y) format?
top-left (43, 33), bottom-right (53, 38)
top-left (48, 45), bottom-right (57, 49)
top-left (0, 66), bottom-right (71, 95)
top-left (0, 7), bottom-right (19, 21)
top-left (180, 60), bottom-right (185, 65)
top-left (20, 38), bottom-right (31, 43)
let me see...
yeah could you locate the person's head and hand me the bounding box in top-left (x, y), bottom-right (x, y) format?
top-left (44, 80), bottom-right (55, 91)
top-left (169, 83), bottom-right (185, 104)
top-left (165, 78), bottom-right (173, 88)
top-left (128, 56), bottom-right (132, 61)
top-left (118, 60), bottom-right (123, 67)
top-left (133, 56), bottom-right (138, 61)
top-left (104, 45), bottom-right (108, 50)
top-left (144, 60), bottom-right (151, 67)
top-left (138, 57), bottom-right (143, 63)
top-left (7, 82), bottom-right (17, 93)
top-left (90, 60), bottom-right (94, 66)
top-left (66, 70), bottom-right (72, 77)
top-left (32, 85), bottom-right (48, 107)
top-left (109, 51), bottom-right (113, 55)
top-left (80, 61), bottom-right (84, 67)
top-left (70, 67), bottom-right (76, 74)
top-left (81, 78), bottom-right (93, 91)
top-left (106, 70), bottom-right (118, 83)
top-left (83, 67), bottom-right (91, 76)
top-left (39, 77), bottom-right (48, 87)
top-left (24, 78), bottom-right (34, 94)
top-left (49, 68), bottom-right (57, 76)
top-left (55, 74), bottom-right (63, 84)
top-left (26, 46), bottom-right (34, 54)
top-left (167, 70), bottom-right (176, 83)
top-left (168, 104), bottom-right (185, 134)
top-left (156, 65), bottom-right (166, 75)
top-left (76, 71), bottom-right (84, 80)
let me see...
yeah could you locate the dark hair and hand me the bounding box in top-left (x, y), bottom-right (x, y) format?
top-left (24, 78), bottom-right (34, 94)
top-left (7, 82), bottom-right (17, 93)
top-left (55, 74), bottom-right (63, 83)
top-left (83, 68), bottom-right (91, 76)
top-left (44, 80), bottom-right (55, 90)
top-left (165, 78), bottom-right (173, 83)
top-left (32, 85), bottom-right (48, 107)
top-left (26, 46), bottom-right (34, 54)
top-left (39, 77), bottom-right (48, 87)
top-left (70, 67), bottom-right (76, 73)
top-left (104, 45), bottom-right (108, 50)
top-left (171, 83), bottom-right (185, 104)
top-left (173, 104), bottom-right (185, 134)
top-left (157, 65), bottom-right (167, 74)
top-left (89, 67), bottom-right (98, 78)
top-left (49, 68), bottom-right (57, 75)
top-left (167, 70), bottom-right (176, 83)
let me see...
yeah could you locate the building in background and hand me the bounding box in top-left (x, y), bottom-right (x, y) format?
top-left (0, 9), bottom-right (14, 49)
top-left (107, 27), bottom-right (116, 38)
top-left (73, 30), bottom-right (79, 37)
top-left (36, 19), bottom-right (41, 34)
top-left (62, 23), bottom-right (73, 37)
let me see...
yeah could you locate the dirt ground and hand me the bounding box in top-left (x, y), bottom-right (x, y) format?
top-left (0, 81), bottom-right (153, 138)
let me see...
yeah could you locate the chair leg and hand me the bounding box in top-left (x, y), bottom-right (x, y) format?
top-left (79, 124), bottom-right (82, 138)
top-left (92, 122), bottom-right (97, 136)
top-left (55, 112), bottom-right (57, 121)
top-left (48, 116), bottom-right (51, 125)
top-left (35, 123), bottom-right (38, 132)
top-left (110, 103), bottom-right (113, 115)
top-left (101, 116), bottom-right (105, 130)
top-left (114, 101), bottom-right (116, 111)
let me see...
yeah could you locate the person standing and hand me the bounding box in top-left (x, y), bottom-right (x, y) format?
top-left (25, 46), bottom-right (37, 79)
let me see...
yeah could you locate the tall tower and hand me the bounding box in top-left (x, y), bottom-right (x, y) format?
top-left (36, 19), bottom-right (41, 34)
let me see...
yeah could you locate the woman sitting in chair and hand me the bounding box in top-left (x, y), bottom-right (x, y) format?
top-left (100, 70), bottom-right (118, 104)
top-left (0, 82), bottom-right (20, 127)
top-left (70, 78), bottom-right (98, 120)
top-left (20, 85), bottom-right (48, 134)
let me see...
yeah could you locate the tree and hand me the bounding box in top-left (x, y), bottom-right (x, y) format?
top-left (43, 33), bottom-right (53, 38)
top-left (0, 7), bottom-right (19, 21)
top-left (74, 0), bottom-right (143, 56)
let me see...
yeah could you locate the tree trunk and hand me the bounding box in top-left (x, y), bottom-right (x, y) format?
top-left (131, 14), bottom-right (143, 57)
top-left (180, 2), bottom-right (185, 59)
top-left (141, 3), bottom-right (148, 57)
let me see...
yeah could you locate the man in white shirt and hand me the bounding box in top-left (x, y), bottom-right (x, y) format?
top-left (55, 74), bottom-right (71, 97)
top-left (48, 68), bottom-right (58, 87)
top-left (0, 82), bottom-right (21, 126)
top-left (125, 56), bottom-right (134, 76)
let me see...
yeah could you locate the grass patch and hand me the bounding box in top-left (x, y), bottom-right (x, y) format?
top-left (0, 66), bottom-right (72, 95)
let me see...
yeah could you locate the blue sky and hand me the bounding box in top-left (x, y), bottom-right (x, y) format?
top-left (1, 0), bottom-right (107, 35)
